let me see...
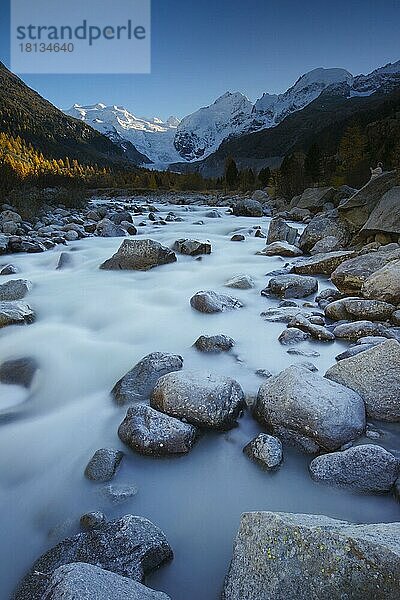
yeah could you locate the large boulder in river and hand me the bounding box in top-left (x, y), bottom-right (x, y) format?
top-left (0, 301), bottom-right (35, 328)
top-left (253, 366), bottom-right (365, 453)
top-left (332, 320), bottom-right (391, 341)
top-left (42, 563), bottom-right (170, 600)
top-left (194, 334), bottom-right (235, 352)
top-left (325, 339), bottom-right (400, 421)
top-left (258, 241), bottom-right (302, 257)
top-left (222, 511), bottom-right (400, 600)
top-left (362, 259), bottom-right (400, 304)
top-left (290, 186), bottom-right (335, 212)
top-left (0, 356), bottom-right (38, 387)
top-left (190, 290), bottom-right (243, 313)
top-left (100, 239), bottom-right (177, 271)
top-left (84, 449), bottom-right (123, 482)
top-left (309, 444), bottom-right (400, 492)
top-left (331, 249), bottom-right (400, 294)
top-left (361, 187), bottom-right (400, 238)
top-left (173, 238), bottom-right (211, 256)
top-left (95, 218), bottom-right (126, 238)
top-left (151, 371), bottom-right (245, 430)
top-left (118, 404), bottom-right (197, 456)
top-left (325, 297), bottom-right (396, 322)
top-left (339, 170), bottom-right (397, 229)
top-left (232, 199), bottom-right (263, 217)
top-left (0, 279), bottom-right (32, 301)
top-left (266, 217), bottom-right (297, 245)
top-left (262, 274), bottom-right (318, 299)
top-left (111, 352), bottom-right (183, 405)
top-left (299, 213), bottom-right (353, 252)
top-left (291, 251), bottom-right (355, 276)
top-left (14, 515), bottom-right (173, 600)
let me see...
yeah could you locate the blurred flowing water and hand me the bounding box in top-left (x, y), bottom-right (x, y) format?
top-left (0, 201), bottom-right (398, 599)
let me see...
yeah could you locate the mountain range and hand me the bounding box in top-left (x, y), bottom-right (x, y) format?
top-left (64, 60), bottom-right (400, 172)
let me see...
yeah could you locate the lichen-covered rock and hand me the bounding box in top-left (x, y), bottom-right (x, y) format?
top-left (362, 259), bottom-right (400, 305)
top-left (151, 371), bottom-right (245, 430)
top-left (194, 334), bottom-right (235, 352)
top-left (291, 186), bottom-right (335, 212)
top-left (331, 249), bottom-right (400, 293)
top-left (292, 251), bottom-right (355, 276)
top-left (278, 328), bottom-right (310, 345)
top-left (42, 563), bottom-right (171, 600)
top-left (84, 449), bottom-right (124, 482)
top-left (100, 239), bottom-right (177, 270)
top-left (118, 404), bottom-right (197, 456)
top-left (257, 241), bottom-right (302, 257)
top-left (224, 275), bottom-right (254, 289)
top-left (243, 434), bottom-right (282, 469)
top-left (0, 279), bottom-right (32, 301)
top-left (310, 235), bottom-right (343, 254)
top-left (253, 366), bottom-right (365, 452)
top-left (299, 213), bottom-right (352, 252)
top-left (266, 217), bottom-right (297, 245)
top-left (232, 199), bottom-right (263, 217)
top-left (325, 297), bottom-right (396, 322)
top-left (190, 290), bottom-right (243, 313)
top-left (222, 511), bottom-right (400, 600)
top-left (262, 274), bottom-right (318, 299)
top-left (173, 239), bottom-right (211, 256)
top-left (111, 352), bottom-right (183, 405)
top-left (0, 301), bottom-right (35, 328)
top-left (95, 218), bottom-right (126, 238)
top-left (361, 186), bottom-right (400, 237)
top-left (14, 515), bottom-right (173, 600)
top-left (325, 339), bottom-right (400, 421)
top-left (333, 320), bottom-right (391, 341)
top-left (309, 444), bottom-right (400, 492)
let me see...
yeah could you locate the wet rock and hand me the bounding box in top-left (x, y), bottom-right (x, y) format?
top-left (287, 314), bottom-right (335, 342)
top-left (255, 369), bottom-right (273, 378)
top-left (0, 264), bottom-right (17, 275)
top-left (194, 334), bottom-right (235, 352)
top-left (260, 306), bottom-right (323, 323)
top-left (103, 484), bottom-right (138, 504)
top-left (325, 297), bottom-right (395, 322)
top-left (118, 404), bottom-right (197, 456)
top-left (173, 239), bottom-right (211, 256)
top-left (56, 252), bottom-right (74, 270)
top-left (95, 218), bottom-right (126, 238)
top-left (0, 357), bottom-right (38, 388)
top-left (299, 361), bottom-right (318, 372)
top-left (64, 230), bottom-right (79, 242)
top-left (111, 352), bottom-right (183, 405)
top-left (80, 512), bottom-right (107, 531)
top-left (224, 275), bottom-right (255, 289)
top-left (14, 515), bottom-right (173, 600)
top-left (257, 241), bottom-right (302, 257)
top-left (9, 238), bottom-right (46, 253)
top-left (394, 479), bottom-right (400, 502)
top-left (262, 274), bottom-right (318, 299)
top-left (0, 209), bottom-right (22, 224)
top-left (100, 239), bottom-right (177, 271)
top-left (232, 199), bottom-right (263, 217)
top-left (205, 210), bottom-right (221, 218)
top-left (84, 449), bottom-right (124, 482)
top-left (362, 259), bottom-right (400, 305)
top-left (333, 320), bottom-right (391, 341)
top-left (0, 279), bottom-right (32, 301)
top-left (0, 234), bottom-right (9, 254)
top-left (278, 328), bottom-right (310, 345)
top-left (42, 563), bottom-right (171, 600)
top-left (266, 217), bottom-right (297, 245)
top-left (291, 251), bottom-right (355, 276)
top-left (309, 444), bottom-right (400, 492)
top-left (287, 348), bottom-right (320, 357)
top-left (151, 371), bottom-right (245, 430)
top-left (331, 250), bottom-right (400, 294)
top-left (0, 301), bottom-right (35, 328)
top-left (190, 290), bottom-right (243, 313)
top-left (222, 511), bottom-right (400, 600)
top-left (231, 234), bottom-right (245, 242)
top-left (253, 366), bottom-right (365, 452)
top-left (326, 339), bottom-right (400, 421)
top-left (121, 221), bottom-right (138, 235)
top-left (243, 434), bottom-right (282, 469)
top-left (109, 210), bottom-right (133, 225)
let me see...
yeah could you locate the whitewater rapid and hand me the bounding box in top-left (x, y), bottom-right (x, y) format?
top-left (0, 200), bottom-right (399, 599)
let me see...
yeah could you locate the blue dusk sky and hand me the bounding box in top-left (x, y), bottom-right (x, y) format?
top-left (0, 0), bottom-right (399, 120)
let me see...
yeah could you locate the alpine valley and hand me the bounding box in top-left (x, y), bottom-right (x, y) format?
top-left (65, 60), bottom-right (400, 174)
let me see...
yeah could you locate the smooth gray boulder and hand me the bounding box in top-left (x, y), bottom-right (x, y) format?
top-left (118, 404), bottom-right (197, 456)
top-left (0, 301), bottom-right (35, 328)
top-left (0, 279), bottom-right (32, 301)
top-left (84, 449), bottom-right (124, 482)
top-left (299, 213), bottom-right (352, 251)
top-left (361, 186), bottom-right (400, 237)
top-left (291, 186), bottom-right (335, 212)
top-left (224, 275), bottom-right (255, 289)
top-left (325, 297), bottom-right (395, 322)
top-left (222, 511), bottom-right (400, 600)
top-left (278, 328), bottom-right (310, 345)
top-left (14, 515), bottom-right (173, 600)
top-left (333, 320), bottom-right (391, 341)
top-left (0, 356), bottom-right (38, 388)
top-left (291, 251), bottom-right (355, 276)
top-left (95, 218), bottom-right (126, 238)
top-left (111, 352), bottom-right (183, 405)
top-left (362, 259), bottom-right (400, 305)
top-left (232, 199), bottom-right (263, 217)
top-left (287, 314), bottom-right (335, 342)
top-left (309, 444), bottom-right (400, 492)
top-left (266, 217), bottom-right (297, 245)
top-left (243, 434), bottom-right (282, 469)
top-left (194, 334), bottom-right (235, 352)
top-left (257, 241), bottom-right (302, 257)
top-left (100, 239), bottom-right (177, 270)
top-left (331, 249), bottom-right (400, 293)
top-left (262, 274), bottom-right (318, 299)
top-left (173, 239), bottom-right (211, 256)
top-left (326, 339), bottom-right (400, 421)
top-left (310, 235), bottom-right (342, 254)
top-left (151, 371), bottom-right (245, 430)
top-left (253, 366), bottom-right (365, 452)
top-left (260, 306), bottom-right (323, 323)
top-left (42, 563), bottom-right (170, 600)
top-left (190, 290), bottom-right (243, 313)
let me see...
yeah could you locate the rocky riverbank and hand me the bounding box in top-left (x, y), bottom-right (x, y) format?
top-left (1, 174), bottom-right (399, 599)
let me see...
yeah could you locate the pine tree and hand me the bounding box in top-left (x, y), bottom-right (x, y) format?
top-left (224, 157), bottom-right (239, 190)
top-left (258, 167), bottom-right (271, 188)
top-left (304, 144), bottom-right (321, 184)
